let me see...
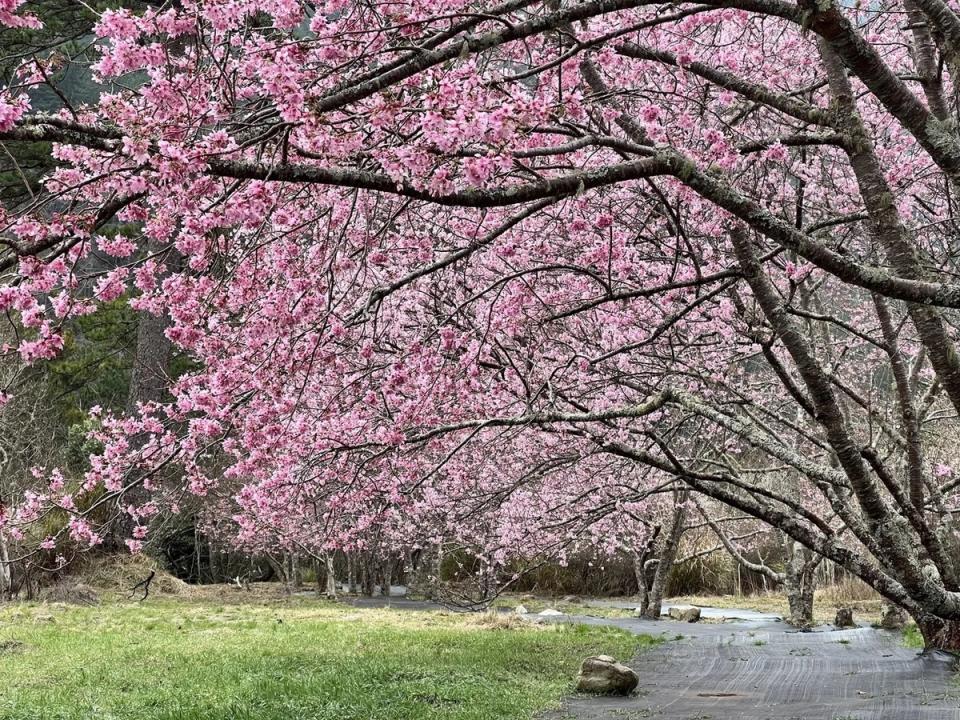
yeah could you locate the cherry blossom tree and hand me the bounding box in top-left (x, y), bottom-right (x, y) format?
top-left (6, 0), bottom-right (960, 647)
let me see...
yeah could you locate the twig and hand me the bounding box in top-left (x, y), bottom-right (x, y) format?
top-left (129, 570), bottom-right (155, 602)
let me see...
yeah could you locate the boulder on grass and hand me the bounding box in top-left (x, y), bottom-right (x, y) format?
top-left (879, 605), bottom-right (907, 630)
top-left (575, 655), bottom-right (639, 695)
top-left (834, 607), bottom-right (855, 628)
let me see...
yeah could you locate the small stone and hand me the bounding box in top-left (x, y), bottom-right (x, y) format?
top-left (514, 604), bottom-right (529, 615)
top-left (879, 605), bottom-right (907, 630)
top-left (835, 607), bottom-right (855, 628)
top-left (539, 608), bottom-right (563, 616)
top-left (575, 655), bottom-right (639, 695)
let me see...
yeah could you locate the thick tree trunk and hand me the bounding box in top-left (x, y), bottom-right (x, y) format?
top-left (632, 525), bottom-right (660, 615)
top-left (643, 496), bottom-right (687, 619)
top-left (643, 553), bottom-right (674, 619)
top-left (915, 614), bottom-right (960, 651)
top-left (783, 543), bottom-right (817, 627)
top-left (784, 576), bottom-right (815, 627)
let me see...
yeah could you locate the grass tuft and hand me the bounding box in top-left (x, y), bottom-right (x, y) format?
top-left (902, 623), bottom-right (924, 649)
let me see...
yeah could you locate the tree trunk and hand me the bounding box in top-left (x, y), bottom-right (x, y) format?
top-left (632, 525), bottom-right (660, 615)
top-left (915, 614), bottom-right (960, 651)
top-left (125, 246), bottom-right (182, 414)
top-left (289, 554), bottom-right (302, 588)
top-left (432, 543), bottom-right (444, 598)
top-left (643, 496), bottom-right (687, 619)
top-left (361, 553), bottom-right (375, 596)
top-left (799, 576), bottom-right (816, 623)
top-left (382, 555), bottom-right (394, 597)
top-left (633, 551), bottom-right (649, 614)
top-left (347, 552), bottom-right (357, 594)
top-left (0, 533), bottom-right (11, 599)
top-left (784, 575), bottom-right (814, 627)
top-left (115, 245), bottom-right (182, 545)
top-left (325, 554), bottom-right (337, 598)
top-left (783, 543), bottom-right (817, 627)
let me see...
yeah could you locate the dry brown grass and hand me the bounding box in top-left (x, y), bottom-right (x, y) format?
top-left (669, 582), bottom-right (886, 626)
top-left (79, 554), bottom-right (190, 597)
top-left (462, 610), bottom-right (537, 630)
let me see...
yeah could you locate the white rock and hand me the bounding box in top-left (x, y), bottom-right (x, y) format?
top-left (514, 604), bottom-right (529, 615)
top-left (539, 608), bottom-right (564, 616)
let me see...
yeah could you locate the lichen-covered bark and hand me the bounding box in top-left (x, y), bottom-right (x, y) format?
top-left (643, 494), bottom-right (687, 619)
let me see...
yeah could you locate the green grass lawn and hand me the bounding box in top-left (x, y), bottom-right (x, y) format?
top-left (901, 623), bottom-right (924, 649)
top-left (0, 596), bottom-right (656, 720)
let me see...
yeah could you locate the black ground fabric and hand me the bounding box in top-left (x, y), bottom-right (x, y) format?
top-left (342, 595), bottom-right (960, 718)
top-left (545, 613), bottom-right (960, 720)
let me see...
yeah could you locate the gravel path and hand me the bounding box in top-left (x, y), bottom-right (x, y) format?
top-left (545, 613), bottom-right (960, 720)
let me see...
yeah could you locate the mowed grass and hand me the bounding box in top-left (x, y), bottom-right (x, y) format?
top-left (0, 596), bottom-right (654, 720)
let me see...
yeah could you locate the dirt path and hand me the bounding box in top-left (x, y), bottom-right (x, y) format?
top-left (546, 613), bottom-right (960, 720)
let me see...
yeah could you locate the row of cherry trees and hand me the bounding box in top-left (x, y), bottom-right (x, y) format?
top-left (3, 0), bottom-right (960, 645)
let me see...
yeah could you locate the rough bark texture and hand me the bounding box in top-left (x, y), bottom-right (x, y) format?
top-left (643, 496), bottom-right (686, 619)
top-left (783, 545), bottom-right (817, 627)
top-left (915, 613), bottom-right (960, 651)
top-left (632, 525), bottom-right (660, 614)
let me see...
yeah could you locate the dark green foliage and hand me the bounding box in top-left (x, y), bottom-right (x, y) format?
top-left (47, 299), bottom-right (136, 423)
top-left (0, 1), bottom-right (148, 204)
